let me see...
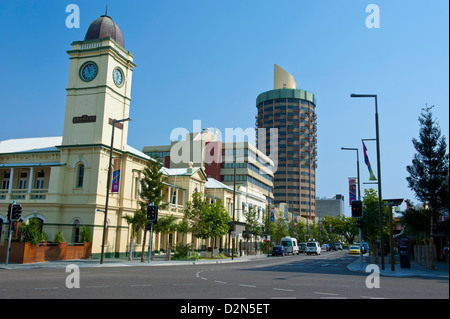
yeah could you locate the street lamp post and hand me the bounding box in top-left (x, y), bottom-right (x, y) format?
top-left (350, 94), bottom-right (384, 270)
top-left (100, 117), bottom-right (132, 264)
top-left (341, 147), bottom-right (363, 268)
top-left (231, 144), bottom-right (236, 261)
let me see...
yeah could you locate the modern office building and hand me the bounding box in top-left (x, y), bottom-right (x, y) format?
top-left (143, 131), bottom-right (274, 205)
top-left (316, 194), bottom-right (345, 219)
top-left (256, 65), bottom-right (317, 220)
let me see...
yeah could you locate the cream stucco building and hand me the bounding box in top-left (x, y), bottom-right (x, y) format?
top-left (0, 13), bottom-right (270, 259)
top-left (0, 14), bottom-right (148, 259)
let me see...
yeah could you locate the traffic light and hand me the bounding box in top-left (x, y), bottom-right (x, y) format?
top-left (351, 200), bottom-right (363, 218)
top-left (7, 204), bottom-right (22, 221)
top-left (146, 205), bottom-right (158, 222)
top-left (357, 218), bottom-right (364, 229)
top-left (12, 204), bottom-right (22, 220)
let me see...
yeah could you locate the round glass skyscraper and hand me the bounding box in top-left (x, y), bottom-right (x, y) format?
top-left (256, 66), bottom-right (317, 220)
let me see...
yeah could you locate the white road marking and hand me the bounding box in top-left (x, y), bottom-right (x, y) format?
top-left (314, 292), bottom-right (338, 296)
top-left (273, 288), bottom-right (294, 292)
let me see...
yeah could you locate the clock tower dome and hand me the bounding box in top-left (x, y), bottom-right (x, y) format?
top-left (62, 13), bottom-right (135, 150)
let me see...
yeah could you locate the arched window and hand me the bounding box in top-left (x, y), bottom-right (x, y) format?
top-left (77, 164), bottom-right (85, 188)
top-left (72, 219), bottom-right (81, 243)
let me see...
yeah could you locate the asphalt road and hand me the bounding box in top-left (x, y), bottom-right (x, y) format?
top-left (0, 250), bottom-right (448, 301)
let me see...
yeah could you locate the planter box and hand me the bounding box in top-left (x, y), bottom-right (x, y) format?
top-left (0, 242), bottom-right (92, 264)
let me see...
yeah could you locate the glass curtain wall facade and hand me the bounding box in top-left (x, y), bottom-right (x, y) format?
top-left (256, 89), bottom-right (317, 219)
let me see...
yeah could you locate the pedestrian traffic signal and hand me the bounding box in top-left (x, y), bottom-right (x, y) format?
top-left (351, 200), bottom-right (363, 218)
top-left (146, 205), bottom-right (158, 222)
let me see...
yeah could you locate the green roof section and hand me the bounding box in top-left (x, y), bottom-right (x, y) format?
top-left (256, 88), bottom-right (316, 106)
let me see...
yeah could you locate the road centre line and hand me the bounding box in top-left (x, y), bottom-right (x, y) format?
top-left (314, 292), bottom-right (339, 296)
top-left (273, 288), bottom-right (294, 292)
top-left (239, 284), bottom-right (256, 288)
top-left (130, 284), bottom-right (152, 287)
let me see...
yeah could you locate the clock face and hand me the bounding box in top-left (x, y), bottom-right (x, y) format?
top-left (113, 68), bottom-right (124, 87)
top-left (80, 62), bottom-right (98, 81)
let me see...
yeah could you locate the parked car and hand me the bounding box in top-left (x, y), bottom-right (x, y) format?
top-left (335, 243), bottom-right (343, 250)
top-left (329, 243), bottom-right (337, 251)
top-left (306, 242), bottom-right (321, 255)
top-left (299, 243), bottom-right (307, 253)
top-left (272, 245), bottom-right (287, 256)
top-left (348, 246), bottom-right (360, 255)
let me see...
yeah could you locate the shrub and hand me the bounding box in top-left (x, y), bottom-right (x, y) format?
top-left (20, 219), bottom-right (46, 246)
top-left (53, 231), bottom-right (66, 243)
top-left (80, 225), bottom-right (92, 243)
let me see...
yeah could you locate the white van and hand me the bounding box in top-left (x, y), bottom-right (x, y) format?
top-left (306, 241), bottom-right (321, 255)
top-left (280, 237), bottom-right (299, 255)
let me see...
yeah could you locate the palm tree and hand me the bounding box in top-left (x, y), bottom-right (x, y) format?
top-left (122, 210), bottom-right (146, 261)
top-left (154, 214), bottom-right (178, 259)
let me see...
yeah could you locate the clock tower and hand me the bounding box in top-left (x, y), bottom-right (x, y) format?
top-left (62, 13), bottom-right (135, 150)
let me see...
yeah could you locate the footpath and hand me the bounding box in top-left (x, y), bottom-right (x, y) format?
top-left (1, 253), bottom-right (449, 279)
top-left (0, 254), bottom-right (268, 270)
top-left (346, 255), bottom-right (449, 279)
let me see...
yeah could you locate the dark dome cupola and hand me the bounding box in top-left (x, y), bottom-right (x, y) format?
top-left (84, 11), bottom-right (124, 48)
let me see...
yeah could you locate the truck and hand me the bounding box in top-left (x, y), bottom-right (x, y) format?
top-left (280, 237), bottom-right (299, 255)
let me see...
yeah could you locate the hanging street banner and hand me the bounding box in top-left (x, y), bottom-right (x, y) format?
top-left (270, 204), bottom-right (275, 222)
top-left (111, 158), bottom-right (121, 193)
top-left (349, 177), bottom-right (357, 206)
top-left (362, 141), bottom-right (377, 181)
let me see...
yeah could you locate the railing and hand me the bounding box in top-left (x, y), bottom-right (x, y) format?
top-left (0, 189), bottom-right (48, 200)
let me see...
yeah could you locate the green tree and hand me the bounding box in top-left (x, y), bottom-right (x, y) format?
top-left (400, 204), bottom-right (431, 239)
top-left (138, 159), bottom-right (168, 262)
top-left (361, 188), bottom-right (390, 261)
top-left (243, 206), bottom-right (261, 254)
top-left (184, 193), bottom-right (230, 250)
top-left (184, 191), bottom-right (208, 241)
top-left (289, 220), bottom-right (307, 242)
top-left (122, 210), bottom-right (146, 261)
top-left (205, 201), bottom-right (231, 249)
top-left (270, 212), bottom-right (289, 244)
top-left (406, 105), bottom-right (449, 269)
top-left (176, 218), bottom-right (191, 244)
top-left (153, 214), bottom-right (178, 257)
top-left (326, 214), bottom-right (359, 244)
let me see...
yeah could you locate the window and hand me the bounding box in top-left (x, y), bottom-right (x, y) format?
top-left (77, 164), bottom-right (85, 188)
top-left (72, 219), bottom-right (81, 243)
top-left (1, 172), bottom-right (9, 200)
top-left (33, 170), bottom-right (45, 199)
top-left (17, 172), bottom-right (27, 199)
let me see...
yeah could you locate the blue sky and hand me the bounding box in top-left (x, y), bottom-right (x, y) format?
top-left (0, 1), bottom-right (448, 215)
